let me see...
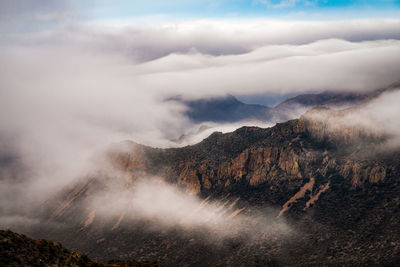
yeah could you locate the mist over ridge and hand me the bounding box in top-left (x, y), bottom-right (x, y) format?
top-left (1, 2), bottom-right (400, 264)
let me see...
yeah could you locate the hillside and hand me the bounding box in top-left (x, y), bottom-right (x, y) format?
top-left (0, 229), bottom-right (163, 267)
top-left (34, 101), bottom-right (400, 266)
top-left (0, 229), bottom-right (98, 266)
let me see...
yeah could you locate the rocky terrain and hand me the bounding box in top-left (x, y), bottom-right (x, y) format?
top-left (0, 229), bottom-right (163, 266)
top-left (32, 93), bottom-right (400, 266)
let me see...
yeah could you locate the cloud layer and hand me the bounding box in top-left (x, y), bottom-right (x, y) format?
top-left (1, 18), bottom-right (400, 229)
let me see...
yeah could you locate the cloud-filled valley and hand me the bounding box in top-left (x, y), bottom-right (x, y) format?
top-left (2, 0), bottom-right (400, 264)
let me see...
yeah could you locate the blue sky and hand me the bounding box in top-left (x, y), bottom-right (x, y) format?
top-left (1, 0), bottom-right (399, 34)
top-left (84, 0), bottom-right (400, 20)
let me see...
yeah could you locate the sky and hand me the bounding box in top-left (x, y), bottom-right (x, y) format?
top-left (1, 0), bottom-right (400, 229)
top-left (1, 0), bottom-right (400, 33)
top-left (85, 0), bottom-right (400, 19)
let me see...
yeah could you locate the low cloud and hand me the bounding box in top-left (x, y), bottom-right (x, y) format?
top-left (344, 88), bottom-right (400, 148)
top-left (303, 86), bottom-right (400, 149)
top-left (175, 120), bottom-right (275, 145)
top-left (89, 177), bottom-right (291, 241)
top-left (0, 18), bottom-right (399, 229)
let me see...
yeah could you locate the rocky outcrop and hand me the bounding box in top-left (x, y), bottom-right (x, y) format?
top-left (103, 114), bottom-right (390, 201)
top-left (178, 164), bottom-right (201, 195)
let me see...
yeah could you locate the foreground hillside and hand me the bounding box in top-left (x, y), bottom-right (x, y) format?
top-left (0, 229), bottom-right (163, 267)
top-left (35, 101), bottom-right (400, 266)
top-left (0, 229), bottom-right (97, 266)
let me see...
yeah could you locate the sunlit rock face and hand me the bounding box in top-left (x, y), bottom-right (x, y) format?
top-left (106, 111), bottom-right (390, 196)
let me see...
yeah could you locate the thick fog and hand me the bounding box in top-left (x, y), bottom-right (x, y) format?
top-left (1, 17), bottom-right (400, 229)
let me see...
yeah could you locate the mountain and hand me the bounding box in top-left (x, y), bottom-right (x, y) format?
top-left (177, 94), bottom-right (270, 123)
top-left (174, 89), bottom-right (383, 125)
top-left (171, 90), bottom-right (380, 145)
top-left (35, 98), bottom-right (400, 266)
top-left (264, 89), bottom-right (383, 122)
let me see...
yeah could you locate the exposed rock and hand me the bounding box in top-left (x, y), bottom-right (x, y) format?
top-left (305, 182), bottom-right (330, 209)
top-left (278, 177), bottom-right (315, 217)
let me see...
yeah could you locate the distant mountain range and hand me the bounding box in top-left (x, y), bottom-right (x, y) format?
top-left (178, 89), bottom-right (383, 124)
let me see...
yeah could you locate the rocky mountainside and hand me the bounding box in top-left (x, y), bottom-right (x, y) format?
top-left (34, 98), bottom-right (400, 266)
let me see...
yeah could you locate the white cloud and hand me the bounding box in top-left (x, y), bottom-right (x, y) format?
top-left (137, 39), bottom-right (400, 98)
top-left (303, 86), bottom-right (400, 149)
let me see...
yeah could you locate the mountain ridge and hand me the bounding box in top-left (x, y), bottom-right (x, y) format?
top-left (34, 99), bottom-right (400, 266)
top-left (174, 86), bottom-right (388, 125)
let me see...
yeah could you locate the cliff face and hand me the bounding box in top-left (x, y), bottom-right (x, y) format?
top-left (107, 112), bottom-right (392, 199)
top-left (39, 108), bottom-right (400, 266)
